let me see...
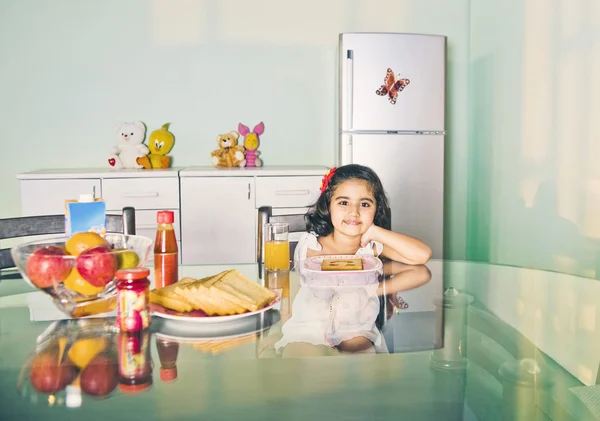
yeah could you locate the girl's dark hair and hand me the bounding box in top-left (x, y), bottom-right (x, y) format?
top-left (306, 164), bottom-right (390, 236)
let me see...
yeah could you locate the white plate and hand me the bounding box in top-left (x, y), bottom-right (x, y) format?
top-left (151, 298), bottom-right (280, 324)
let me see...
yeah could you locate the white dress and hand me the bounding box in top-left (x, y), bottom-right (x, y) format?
top-left (273, 283), bottom-right (387, 354)
top-left (293, 232), bottom-right (384, 264)
top-left (275, 232), bottom-right (387, 354)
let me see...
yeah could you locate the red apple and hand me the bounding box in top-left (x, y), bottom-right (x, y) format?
top-left (26, 246), bottom-right (73, 288)
top-left (76, 246), bottom-right (118, 287)
top-left (29, 350), bottom-right (77, 393)
top-left (80, 353), bottom-right (118, 397)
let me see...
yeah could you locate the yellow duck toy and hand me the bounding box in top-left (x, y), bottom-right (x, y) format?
top-left (136, 123), bottom-right (175, 169)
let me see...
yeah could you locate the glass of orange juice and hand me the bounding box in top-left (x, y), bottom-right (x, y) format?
top-left (264, 223), bottom-right (290, 271)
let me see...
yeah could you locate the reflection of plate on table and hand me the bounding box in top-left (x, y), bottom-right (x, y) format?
top-left (153, 309), bottom-right (280, 342)
top-left (150, 298), bottom-right (280, 338)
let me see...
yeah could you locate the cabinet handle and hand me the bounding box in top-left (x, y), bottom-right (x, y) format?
top-left (275, 190), bottom-right (310, 196)
top-left (122, 192), bottom-right (159, 198)
top-left (248, 183), bottom-right (251, 200)
top-left (136, 224), bottom-right (158, 229)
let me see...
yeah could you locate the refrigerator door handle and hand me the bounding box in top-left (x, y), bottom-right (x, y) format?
top-left (346, 135), bottom-right (353, 164)
top-left (346, 49), bottom-right (354, 129)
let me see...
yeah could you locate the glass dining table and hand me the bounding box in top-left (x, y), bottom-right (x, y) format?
top-left (0, 259), bottom-right (598, 421)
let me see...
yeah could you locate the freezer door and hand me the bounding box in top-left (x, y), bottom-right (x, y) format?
top-left (341, 133), bottom-right (444, 258)
top-left (339, 33), bottom-right (446, 132)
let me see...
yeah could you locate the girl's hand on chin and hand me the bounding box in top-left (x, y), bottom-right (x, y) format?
top-left (360, 224), bottom-right (377, 247)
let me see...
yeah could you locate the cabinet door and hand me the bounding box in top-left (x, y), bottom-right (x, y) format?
top-left (20, 179), bottom-right (102, 216)
top-left (180, 177), bottom-right (255, 264)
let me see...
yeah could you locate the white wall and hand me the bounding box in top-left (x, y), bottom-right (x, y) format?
top-left (0, 0), bottom-right (471, 259)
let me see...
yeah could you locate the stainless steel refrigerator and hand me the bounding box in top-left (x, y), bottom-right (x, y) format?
top-left (338, 32), bottom-right (446, 258)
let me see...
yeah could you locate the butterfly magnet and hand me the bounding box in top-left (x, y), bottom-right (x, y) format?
top-left (375, 68), bottom-right (410, 105)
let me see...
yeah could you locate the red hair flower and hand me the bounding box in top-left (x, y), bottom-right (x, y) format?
top-left (319, 167), bottom-right (336, 193)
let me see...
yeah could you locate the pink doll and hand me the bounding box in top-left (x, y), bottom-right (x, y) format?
top-left (238, 122), bottom-right (264, 167)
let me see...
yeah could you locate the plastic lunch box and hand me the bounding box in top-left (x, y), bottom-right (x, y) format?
top-left (296, 255), bottom-right (383, 287)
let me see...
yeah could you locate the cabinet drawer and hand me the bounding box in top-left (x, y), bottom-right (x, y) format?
top-left (255, 176), bottom-right (321, 208)
top-left (133, 210), bottom-right (181, 242)
top-left (20, 179), bottom-right (101, 216)
top-left (102, 178), bottom-right (179, 211)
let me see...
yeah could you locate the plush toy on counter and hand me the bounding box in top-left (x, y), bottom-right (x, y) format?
top-left (238, 122), bottom-right (264, 167)
top-left (211, 131), bottom-right (246, 167)
top-left (108, 121), bottom-right (149, 169)
top-left (137, 123), bottom-right (175, 169)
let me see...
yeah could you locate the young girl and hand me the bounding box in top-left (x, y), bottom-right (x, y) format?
top-left (294, 164), bottom-right (432, 265)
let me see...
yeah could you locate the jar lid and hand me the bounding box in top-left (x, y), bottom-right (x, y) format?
top-left (115, 267), bottom-right (150, 281)
top-left (157, 210), bottom-right (174, 224)
top-left (119, 382), bottom-right (152, 394)
top-left (160, 367), bottom-right (178, 382)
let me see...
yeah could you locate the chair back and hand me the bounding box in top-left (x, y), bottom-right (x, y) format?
top-left (0, 207), bottom-right (136, 270)
top-left (257, 206), bottom-right (306, 265)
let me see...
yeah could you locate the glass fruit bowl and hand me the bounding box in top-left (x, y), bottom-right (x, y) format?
top-left (10, 233), bottom-right (153, 317)
top-left (17, 318), bottom-right (120, 407)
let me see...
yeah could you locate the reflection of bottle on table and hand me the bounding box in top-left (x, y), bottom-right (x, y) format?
top-left (156, 337), bottom-right (179, 382)
top-left (430, 287), bottom-right (473, 370)
top-left (154, 210), bottom-right (178, 288)
top-left (264, 270), bottom-right (290, 317)
top-left (117, 330), bottom-right (153, 394)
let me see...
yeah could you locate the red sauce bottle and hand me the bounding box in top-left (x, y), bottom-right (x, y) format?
top-left (154, 210), bottom-right (179, 288)
top-left (156, 337), bottom-right (179, 382)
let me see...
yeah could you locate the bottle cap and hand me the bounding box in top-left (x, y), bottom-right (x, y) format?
top-left (115, 267), bottom-right (150, 281)
top-left (157, 210), bottom-right (175, 224)
top-left (119, 382), bottom-right (152, 394)
top-left (79, 193), bottom-right (95, 202)
top-left (160, 367), bottom-right (178, 382)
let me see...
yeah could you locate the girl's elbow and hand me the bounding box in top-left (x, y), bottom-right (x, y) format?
top-left (415, 246), bottom-right (432, 265)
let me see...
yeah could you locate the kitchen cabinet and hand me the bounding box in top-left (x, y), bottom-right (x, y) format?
top-left (20, 178), bottom-right (102, 216)
top-left (18, 166), bottom-right (327, 265)
top-left (18, 168), bottom-right (181, 262)
top-left (180, 177), bottom-right (256, 264)
top-left (179, 166), bottom-right (325, 264)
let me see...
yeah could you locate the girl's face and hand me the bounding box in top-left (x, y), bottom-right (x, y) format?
top-left (329, 179), bottom-right (377, 237)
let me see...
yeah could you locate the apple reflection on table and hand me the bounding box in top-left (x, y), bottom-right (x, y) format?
top-left (17, 318), bottom-right (160, 408)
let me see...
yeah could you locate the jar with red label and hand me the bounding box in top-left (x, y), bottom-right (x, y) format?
top-left (118, 330), bottom-right (153, 394)
top-left (116, 267), bottom-right (151, 332)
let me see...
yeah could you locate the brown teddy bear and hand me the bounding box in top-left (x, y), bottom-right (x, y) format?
top-left (211, 131), bottom-right (246, 167)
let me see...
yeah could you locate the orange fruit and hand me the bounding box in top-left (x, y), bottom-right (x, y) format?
top-left (65, 232), bottom-right (107, 256)
top-left (67, 337), bottom-right (108, 369)
top-left (63, 268), bottom-right (104, 296)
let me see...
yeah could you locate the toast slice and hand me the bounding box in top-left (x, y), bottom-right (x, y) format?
top-left (150, 290), bottom-right (195, 313)
top-left (175, 274), bottom-right (245, 316)
top-left (212, 270), bottom-right (277, 310)
top-left (321, 258), bottom-right (363, 271)
top-left (150, 277), bottom-right (197, 312)
top-left (174, 276), bottom-right (222, 315)
top-left (202, 269), bottom-right (260, 312)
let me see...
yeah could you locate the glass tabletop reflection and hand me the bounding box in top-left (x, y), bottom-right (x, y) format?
top-left (0, 259), bottom-right (598, 421)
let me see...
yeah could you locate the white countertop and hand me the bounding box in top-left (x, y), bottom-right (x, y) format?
top-left (17, 166), bottom-right (328, 179)
top-left (17, 167), bottom-right (182, 179)
top-left (179, 165), bottom-right (328, 177)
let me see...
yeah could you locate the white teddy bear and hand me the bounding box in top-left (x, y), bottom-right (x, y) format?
top-left (108, 121), bottom-right (149, 169)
